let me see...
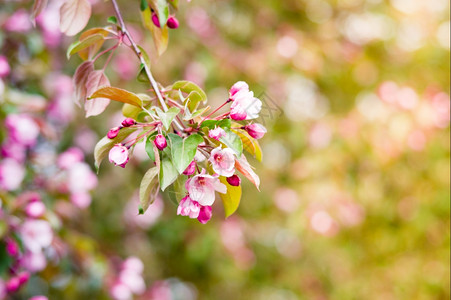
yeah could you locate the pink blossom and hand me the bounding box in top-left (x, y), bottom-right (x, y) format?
top-left (21, 250), bottom-right (47, 272)
top-left (67, 163), bottom-right (98, 193)
top-left (208, 127), bottom-right (226, 140)
top-left (3, 9), bottom-right (32, 33)
top-left (121, 118), bottom-right (136, 127)
top-left (5, 277), bottom-right (20, 293)
top-left (119, 270), bottom-right (146, 295)
top-left (20, 219), bottom-right (53, 253)
top-left (186, 171), bottom-right (226, 206)
top-left (25, 201), bottom-right (46, 218)
top-left (154, 134), bottom-right (167, 150)
top-left (177, 196), bottom-right (201, 218)
top-left (209, 147), bottom-right (235, 177)
top-left (29, 296), bottom-right (48, 300)
top-left (110, 282), bottom-right (132, 300)
top-left (70, 192), bottom-right (92, 209)
top-left (5, 238), bottom-right (19, 257)
top-left (17, 272), bottom-right (30, 285)
top-left (167, 16), bottom-right (179, 29)
top-left (0, 55), bottom-right (10, 78)
top-left (245, 123), bottom-right (267, 139)
top-left (5, 114), bottom-right (40, 146)
top-left (182, 160), bottom-right (196, 176)
top-left (57, 147), bottom-right (84, 169)
top-left (122, 257), bottom-right (144, 274)
top-left (124, 193), bottom-right (164, 229)
top-left (229, 81), bottom-right (249, 98)
top-left (1, 142), bottom-right (26, 162)
top-left (226, 175), bottom-right (241, 186)
top-left (109, 144), bottom-right (130, 168)
top-left (0, 158), bottom-right (25, 191)
top-left (108, 127), bottom-right (121, 139)
top-left (230, 90), bottom-right (262, 120)
top-left (197, 205), bottom-right (212, 224)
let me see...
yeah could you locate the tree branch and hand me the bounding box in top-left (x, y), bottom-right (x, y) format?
top-left (111, 0), bottom-right (184, 131)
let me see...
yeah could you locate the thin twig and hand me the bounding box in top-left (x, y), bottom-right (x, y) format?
top-left (111, 0), bottom-right (184, 131)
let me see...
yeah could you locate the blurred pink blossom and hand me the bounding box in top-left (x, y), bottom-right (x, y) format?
top-left (0, 158), bottom-right (25, 191)
top-left (5, 114), bottom-right (40, 147)
top-left (124, 193), bottom-right (164, 229)
top-left (309, 210), bottom-right (339, 236)
top-left (20, 219), bottom-right (53, 253)
top-left (3, 9), bottom-right (32, 33)
top-left (0, 55), bottom-right (11, 78)
top-left (57, 147), bottom-right (84, 169)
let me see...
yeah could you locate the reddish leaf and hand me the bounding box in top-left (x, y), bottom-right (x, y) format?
top-left (235, 154), bottom-right (260, 190)
top-left (78, 27), bottom-right (111, 60)
top-left (88, 86), bottom-right (143, 107)
top-left (60, 0), bottom-right (91, 36)
top-left (73, 61), bottom-right (94, 107)
top-left (85, 71), bottom-right (111, 117)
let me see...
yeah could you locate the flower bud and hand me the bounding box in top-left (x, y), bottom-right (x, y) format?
top-left (17, 272), bottom-right (30, 285)
top-left (6, 277), bottom-right (20, 293)
top-left (167, 16), bottom-right (179, 29)
top-left (183, 160), bottom-right (196, 175)
top-left (107, 127), bottom-right (121, 139)
top-left (5, 238), bottom-right (19, 257)
top-left (197, 205), bottom-right (212, 224)
top-left (151, 13), bottom-right (160, 28)
top-left (25, 201), bottom-right (46, 218)
top-left (245, 123), bottom-right (267, 139)
top-left (226, 175), bottom-right (241, 186)
top-left (154, 134), bottom-right (167, 150)
top-left (109, 144), bottom-right (129, 168)
top-left (121, 118), bottom-right (136, 127)
top-left (229, 81), bottom-right (249, 98)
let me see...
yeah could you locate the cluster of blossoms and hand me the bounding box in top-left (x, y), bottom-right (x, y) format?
top-left (109, 257), bottom-right (146, 300)
top-left (102, 81), bottom-right (266, 224)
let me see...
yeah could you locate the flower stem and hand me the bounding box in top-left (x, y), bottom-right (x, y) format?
top-left (199, 100), bottom-right (231, 126)
top-left (111, 0), bottom-right (184, 131)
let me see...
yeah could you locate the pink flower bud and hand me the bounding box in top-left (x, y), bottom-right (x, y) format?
top-left (245, 123), bottom-right (267, 139)
top-left (17, 272), bottom-right (30, 285)
top-left (121, 118), bottom-right (136, 127)
top-left (154, 134), bottom-right (167, 150)
top-left (183, 160), bottom-right (196, 175)
top-left (226, 175), bottom-right (241, 186)
top-left (197, 205), bottom-right (212, 224)
top-left (109, 144), bottom-right (129, 168)
top-left (25, 201), bottom-right (46, 218)
top-left (230, 110), bottom-right (247, 121)
top-left (29, 296), bottom-right (48, 300)
top-left (229, 81), bottom-right (249, 98)
top-left (6, 277), bottom-right (20, 293)
top-left (151, 13), bottom-right (160, 28)
top-left (167, 16), bottom-right (179, 29)
top-left (5, 238), bottom-right (19, 257)
top-left (107, 127), bottom-right (121, 139)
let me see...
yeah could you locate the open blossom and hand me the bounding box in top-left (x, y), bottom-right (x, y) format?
top-left (209, 147), bottom-right (235, 177)
top-left (186, 171), bottom-right (227, 206)
top-left (230, 90), bottom-right (262, 120)
top-left (208, 127), bottom-right (226, 140)
top-left (245, 123), bottom-right (267, 139)
top-left (177, 196), bottom-right (201, 218)
top-left (0, 158), bottom-right (25, 191)
top-left (19, 220), bottom-right (53, 253)
top-left (5, 114), bottom-right (40, 146)
top-left (197, 206), bottom-right (212, 224)
top-left (109, 144), bottom-right (130, 168)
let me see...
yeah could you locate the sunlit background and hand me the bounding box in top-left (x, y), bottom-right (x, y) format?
top-left (0, 0), bottom-right (450, 299)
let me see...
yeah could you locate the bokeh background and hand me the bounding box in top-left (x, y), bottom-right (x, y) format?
top-left (0, 0), bottom-right (450, 299)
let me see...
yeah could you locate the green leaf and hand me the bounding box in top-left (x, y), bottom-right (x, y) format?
top-left (171, 81), bottom-right (207, 111)
top-left (150, 0), bottom-right (169, 27)
top-left (139, 167), bottom-right (160, 214)
top-left (159, 151), bottom-right (179, 191)
top-left (167, 133), bottom-right (204, 174)
top-left (168, 0), bottom-right (179, 10)
top-left (66, 33), bottom-right (104, 59)
top-left (183, 105), bottom-right (210, 121)
top-left (218, 176), bottom-right (242, 218)
top-left (122, 103), bottom-right (142, 120)
top-left (219, 128), bottom-right (243, 156)
top-left (93, 127), bottom-right (137, 170)
top-left (154, 107), bottom-right (180, 131)
top-left (200, 119), bottom-right (231, 130)
top-left (88, 86), bottom-right (143, 107)
top-left (168, 175), bottom-right (187, 204)
top-left (140, 0), bottom-right (148, 11)
top-left (107, 16), bottom-right (117, 24)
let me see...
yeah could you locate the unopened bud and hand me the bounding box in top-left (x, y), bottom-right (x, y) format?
top-left (151, 13), bottom-right (160, 28)
top-left (154, 134), bottom-right (167, 150)
top-left (121, 118), bottom-right (136, 127)
top-left (107, 127), bottom-right (121, 139)
top-left (17, 272), bottom-right (30, 285)
top-left (6, 277), bottom-right (21, 293)
top-left (167, 16), bottom-right (179, 29)
top-left (226, 175), bottom-right (241, 186)
top-left (245, 123), bottom-right (267, 139)
top-left (5, 238), bottom-right (19, 257)
top-left (183, 160), bottom-right (196, 175)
